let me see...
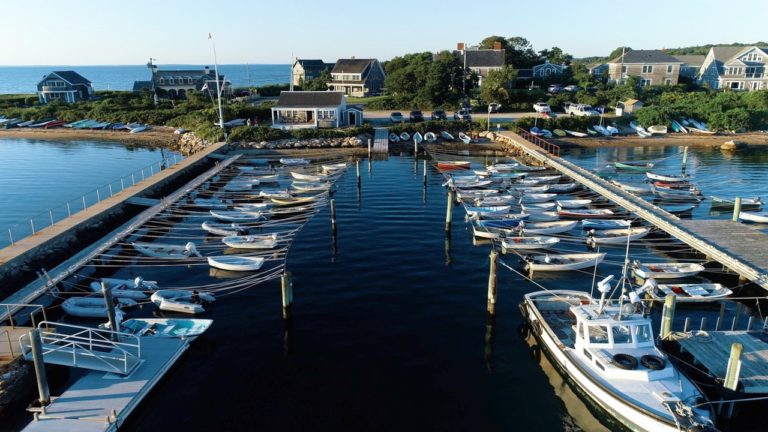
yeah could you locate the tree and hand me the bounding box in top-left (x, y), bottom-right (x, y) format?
top-left (304, 69), bottom-right (331, 91)
top-left (480, 65), bottom-right (517, 106)
top-left (539, 47), bottom-right (573, 65)
top-left (420, 51), bottom-right (464, 107)
top-left (606, 46), bottom-right (632, 61)
top-left (479, 36), bottom-right (509, 51)
top-left (505, 36), bottom-right (540, 68)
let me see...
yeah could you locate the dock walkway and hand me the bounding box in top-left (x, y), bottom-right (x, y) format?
top-left (497, 131), bottom-right (768, 290)
top-left (373, 128), bottom-right (389, 153)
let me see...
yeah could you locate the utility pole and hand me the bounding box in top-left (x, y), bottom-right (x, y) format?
top-left (209, 33), bottom-right (227, 141)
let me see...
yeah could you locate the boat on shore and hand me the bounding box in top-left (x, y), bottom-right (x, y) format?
top-left (564, 130), bottom-right (587, 138)
top-left (458, 132), bottom-right (472, 144)
top-left (389, 133), bottom-right (400, 142)
top-left (400, 131), bottom-right (411, 141)
top-left (424, 132), bottom-right (437, 142)
top-left (520, 284), bottom-right (714, 431)
top-left (440, 131), bottom-right (454, 141)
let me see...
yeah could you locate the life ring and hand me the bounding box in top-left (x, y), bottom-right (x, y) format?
top-left (640, 354), bottom-right (666, 371)
top-left (612, 353), bottom-right (638, 370)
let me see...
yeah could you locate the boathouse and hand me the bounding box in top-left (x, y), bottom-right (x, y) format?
top-left (36, 71), bottom-right (94, 104)
top-left (271, 91), bottom-right (363, 129)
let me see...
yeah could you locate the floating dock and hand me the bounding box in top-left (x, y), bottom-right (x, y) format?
top-left (372, 127), bottom-right (389, 153)
top-left (496, 131), bottom-right (768, 290)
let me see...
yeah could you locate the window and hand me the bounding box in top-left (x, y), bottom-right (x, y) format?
top-left (588, 325), bottom-right (609, 344)
top-left (727, 67), bottom-right (743, 75)
top-left (612, 325), bottom-right (633, 344)
top-left (667, 65), bottom-right (673, 74)
top-left (746, 67), bottom-right (764, 78)
top-left (665, 79), bottom-right (672, 85)
top-left (159, 78), bottom-right (165, 85)
top-left (640, 79), bottom-right (652, 87)
top-left (642, 65), bottom-right (653, 73)
top-left (582, 348), bottom-right (592, 360)
top-left (621, 65), bottom-right (627, 74)
top-left (730, 81), bottom-right (744, 90)
top-left (744, 52), bottom-right (763, 62)
top-left (168, 78), bottom-right (174, 85)
top-left (752, 82), bottom-right (762, 90)
top-left (577, 322), bottom-right (584, 339)
top-left (188, 78), bottom-right (193, 84)
top-left (318, 110), bottom-right (335, 120)
top-left (634, 324), bottom-right (653, 343)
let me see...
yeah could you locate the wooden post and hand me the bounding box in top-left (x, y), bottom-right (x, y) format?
top-left (487, 250), bottom-right (498, 315)
top-left (732, 197), bottom-right (742, 222)
top-left (747, 316), bottom-right (755, 331)
top-left (683, 317), bottom-right (691, 333)
top-left (423, 160), bottom-right (427, 187)
top-left (330, 199), bottom-right (337, 233)
top-left (700, 317), bottom-right (708, 331)
top-left (659, 294), bottom-right (676, 339)
top-left (367, 138), bottom-right (371, 156)
top-left (356, 160), bottom-right (361, 188)
top-left (102, 282), bottom-right (119, 336)
top-left (716, 302), bottom-right (726, 330)
top-left (724, 342), bottom-right (743, 391)
top-left (681, 146), bottom-right (689, 172)
top-left (281, 272), bottom-right (293, 320)
top-left (29, 329), bottom-right (51, 408)
top-left (731, 302), bottom-right (743, 331)
top-left (445, 190), bottom-right (454, 232)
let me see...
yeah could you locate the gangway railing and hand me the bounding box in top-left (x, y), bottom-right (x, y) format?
top-left (516, 127), bottom-right (560, 157)
top-left (19, 321), bottom-right (141, 375)
top-left (0, 303), bottom-right (48, 328)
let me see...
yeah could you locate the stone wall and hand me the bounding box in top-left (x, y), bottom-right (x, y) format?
top-left (176, 132), bottom-right (211, 155)
top-left (231, 134), bottom-right (371, 150)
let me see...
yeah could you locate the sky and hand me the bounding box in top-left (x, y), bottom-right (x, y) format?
top-left (1, 0), bottom-right (765, 66)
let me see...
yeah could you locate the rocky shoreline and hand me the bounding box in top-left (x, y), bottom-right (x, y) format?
top-left (227, 134), bottom-right (372, 150)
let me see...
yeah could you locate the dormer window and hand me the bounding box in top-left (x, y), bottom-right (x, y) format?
top-left (159, 78), bottom-right (165, 85)
top-left (168, 78), bottom-right (174, 85)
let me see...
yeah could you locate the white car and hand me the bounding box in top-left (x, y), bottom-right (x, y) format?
top-left (533, 102), bottom-right (551, 113)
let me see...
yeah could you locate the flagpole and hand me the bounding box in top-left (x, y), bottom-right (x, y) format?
top-left (209, 32), bottom-right (227, 140)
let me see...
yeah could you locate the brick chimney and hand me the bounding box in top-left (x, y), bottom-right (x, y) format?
top-left (457, 42), bottom-right (465, 51)
top-left (493, 41), bottom-right (502, 50)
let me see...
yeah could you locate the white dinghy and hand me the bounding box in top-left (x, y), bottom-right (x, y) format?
top-left (207, 255), bottom-right (266, 272)
top-left (193, 198), bottom-right (230, 209)
top-left (222, 233), bottom-right (279, 249)
top-left (632, 260), bottom-right (705, 279)
top-left (151, 290), bottom-right (215, 314)
top-left (555, 199), bottom-right (592, 209)
top-left (132, 241), bottom-right (201, 259)
top-left (88, 277), bottom-right (157, 300)
top-left (586, 227), bottom-right (651, 245)
top-left (201, 220), bottom-right (247, 236)
top-left (280, 158), bottom-right (310, 166)
top-left (62, 297), bottom-right (135, 318)
top-left (120, 318), bottom-right (213, 339)
top-left (501, 236), bottom-right (560, 251)
top-left (210, 209), bottom-right (268, 222)
top-left (639, 278), bottom-right (733, 302)
top-left (518, 220), bottom-right (578, 235)
top-left (525, 252), bottom-right (605, 272)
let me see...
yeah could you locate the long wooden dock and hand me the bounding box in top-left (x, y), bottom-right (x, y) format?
top-left (497, 131), bottom-right (768, 290)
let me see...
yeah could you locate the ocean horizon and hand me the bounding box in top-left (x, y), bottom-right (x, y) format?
top-left (0, 64), bottom-right (291, 94)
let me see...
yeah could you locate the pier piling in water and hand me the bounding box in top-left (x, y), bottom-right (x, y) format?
top-left (423, 160), bottom-right (427, 187)
top-left (487, 250), bottom-right (498, 315)
top-left (29, 329), bottom-right (51, 409)
top-left (717, 302), bottom-right (726, 330)
top-left (445, 190), bottom-right (454, 232)
top-left (281, 271), bottom-right (293, 320)
top-left (367, 138), bottom-right (371, 156)
top-left (682, 146), bottom-right (689, 172)
top-left (732, 197), bottom-right (742, 222)
top-left (330, 199), bottom-right (337, 233)
top-left (660, 294), bottom-right (676, 339)
top-left (356, 160), bottom-right (361, 188)
top-left (102, 282), bottom-right (118, 337)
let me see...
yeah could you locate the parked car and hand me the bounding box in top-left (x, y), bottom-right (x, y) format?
top-left (390, 112), bottom-right (404, 123)
top-left (563, 102), bottom-right (599, 117)
top-left (488, 103), bottom-right (502, 113)
top-left (430, 109), bottom-right (447, 121)
top-left (453, 109), bottom-right (472, 121)
top-left (586, 86), bottom-right (598, 93)
top-left (564, 85), bottom-right (581, 92)
top-left (409, 110), bottom-right (424, 122)
top-left (547, 84), bottom-right (564, 93)
top-left (533, 102), bottom-right (551, 114)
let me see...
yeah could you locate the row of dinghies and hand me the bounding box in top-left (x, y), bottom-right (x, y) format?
top-left (0, 115), bottom-right (151, 133)
top-left (389, 130), bottom-right (474, 144)
top-left (528, 116), bottom-right (716, 140)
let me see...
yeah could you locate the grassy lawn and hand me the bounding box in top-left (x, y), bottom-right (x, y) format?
top-left (345, 95), bottom-right (389, 105)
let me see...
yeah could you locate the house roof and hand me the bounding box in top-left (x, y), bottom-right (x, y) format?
top-left (132, 80), bottom-right (153, 92)
top-left (459, 49), bottom-right (505, 68)
top-left (49, 71), bottom-right (91, 85)
top-left (622, 99), bottom-right (642, 106)
top-left (516, 69), bottom-right (533, 79)
top-left (332, 59), bottom-right (375, 74)
top-left (609, 50), bottom-right (682, 64)
top-left (295, 59), bottom-right (331, 71)
top-left (712, 46), bottom-right (768, 62)
top-left (275, 91), bottom-right (344, 108)
top-left (673, 55), bottom-right (705, 67)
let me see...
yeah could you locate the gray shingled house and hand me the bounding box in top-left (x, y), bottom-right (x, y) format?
top-left (327, 58), bottom-right (386, 97)
top-left (37, 71), bottom-right (94, 104)
top-left (607, 49), bottom-right (683, 86)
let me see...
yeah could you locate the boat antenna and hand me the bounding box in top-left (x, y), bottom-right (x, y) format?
top-left (208, 32), bottom-right (227, 141)
top-left (616, 226), bottom-right (633, 320)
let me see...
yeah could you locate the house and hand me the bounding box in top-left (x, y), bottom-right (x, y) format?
top-left (292, 59), bottom-right (334, 86)
top-left (132, 59), bottom-right (231, 100)
top-left (616, 99), bottom-right (643, 116)
top-left (327, 58), bottom-right (386, 97)
top-left (699, 46), bottom-right (768, 91)
top-left (455, 42), bottom-right (505, 86)
top-left (271, 91), bottom-right (364, 129)
top-left (588, 63), bottom-right (608, 77)
top-left (37, 71), bottom-right (94, 104)
top-left (672, 55), bottom-right (705, 79)
top-left (607, 49), bottom-right (683, 86)
top-left (532, 60), bottom-right (567, 78)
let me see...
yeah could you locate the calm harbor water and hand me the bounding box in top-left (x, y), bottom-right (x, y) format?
top-left (0, 64), bottom-right (290, 94)
top-left (3, 144), bottom-right (768, 431)
top-left (0, 138), bottom-right (175, 247)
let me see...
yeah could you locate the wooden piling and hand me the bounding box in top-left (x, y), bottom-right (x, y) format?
top-left (716, 302), bottom-right (726, 330)
top-left (356, 160), bottom-right (361, 188)
top-left (29, 329), bottom-right (50, 408)
top-left (731, 302), bottom-right (743, 331)
top-left (423, 160), bottom-right (427, 187)
top-left (681, 146), bottom-right (689, 172)
top-left (659, 294), bottom-right (676, 340)
top-left (330, 199), bottom-right (337, 232)
top-left (747, 316), bottom-right (755, 330)
top-left (700, 317), bottom-right (708, 331)
top-left (101, 282), bottom-right (118, 336)
top-left (445, 190), bottom-right (454, 232)
top-left (724, 342), bottom-right (743, 391)
top-left (281, 272), bottom-right (293, 320)
top-left (367, 138), bottom-right (371, 156)
top-left (732, 197), bottom-right (742, 222)
top-left (683, 317), bottom-right (691, 333)
top-left (487, 250), bottom-right (498, 315)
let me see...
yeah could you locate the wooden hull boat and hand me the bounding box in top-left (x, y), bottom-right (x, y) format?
top-left (632, 261), bottom-right (705, 279)
top-left (437, 161), bottom-right (471, 170)
top-left (151, 290), bottom-right (215, 314)
top-left (207, 255), bottom-right (266, 271)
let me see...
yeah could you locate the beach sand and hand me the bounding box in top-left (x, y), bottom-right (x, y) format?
top-left (0, 126), bottom-right (179, 147)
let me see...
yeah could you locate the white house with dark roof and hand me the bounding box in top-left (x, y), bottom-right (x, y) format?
top-left (699, 46), bottom-right (768, 91)
top-left (37, 71), bottom-right (94, 104)
top-left (271, 91), bottom-right (364, 129)
top-left (132, 59), bottom-right (231, 100)
top-left (455, 42), bottom-right (505, 86)
top-left (327, 58), bottom-right (386, 97)
top-left (607, 49), bottom-right (683, 86)
top-left (292, 59), bottom-right (334, 86)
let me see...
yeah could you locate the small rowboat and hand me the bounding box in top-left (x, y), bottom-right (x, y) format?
top-left (322, 162), bottom-right (347, 172)
top-left (511, 185), bottom-right (549, 193)
top-left (292, 182), bottom-right (332, 192)
top-left (648, 125), bottom-right (668, 135)
top-left (581, 219), bottom-right (632, 230)
top-left (521, 202), bottom-right (557, 211)
top-left (655, 190), bottom-right (703, 202)
top-left (62, 297), bottom-right (135, 318)
top-left (222, 233), bottom-right (279, 249)
top-left (210, 210), bottom-right (267, 222)
top-left (711, 196), bottom-right (761, 210)
top-left (437, 161), bottom-right (471, 170)
top-left (233, 203), bottom-right (273, 212)
top-left (525, 175), bottom-right (562, 183)
top-left (207, 255), bottom-right (266, 271)
top-left (660, 204), bottom-right (696, 214)
top-left (270, 195), bottom-right (319, 206)
top-left (520, 193), bottom-right (557, 203)
top-left (646, 172), bottom-right (689, 183)
top-left (400, 131), bottom-right (411, 141)
top-left (519, 220), bottom-right (578, 234)
top-left (280, 158), bottom-right (309, 166)
top-left (464, 205), bottom-right (511, 217)
top-left (641, 279), bottom-right (732, 301)
top-left (413, 132), bottom-right (424, 144)
top-left (120, 318), bottom-right (213, 339)
top-left (555, 199), bottom-right (591, 209)
top-left (88, 277), bottom-right (157, 300)
top-left (488, 163), bottom-right (519, 172)
top-left (441, 131), bottom-right (455, 141)
top-left (458, 132), bottom-right (472, 144)
top-left (132, 241), bottom-right (201, 259)
top-left (615, 161), bottom-right (654, 172)
top-left (193, 198), bottom-right (230, 209)
top-left (151, 290), bottom-right (215, 314)
top-left (424, 132), bottom-right (437, 142)
top-left (632, 261), bottom-right (705, 279)
top-left (586, 227), bottom-right (651, 245)
top-left (553, 129), bottom-right (567, 137)
top-left (609, 179), bottom-right (653, 194)
top-left (223, 181), bottom-right (254, 192)
top-left (523, 211), bottom-right (560, 222)
top-left (564, 130), bottom-right (587, 137)
top-left (201, 220), bottom-right (247, 236)
top-left (475, 216), bottom-right (529, 229)
top-left (524, 252), bottom-right (606, 272)
top-left (558, 208), bottom-right (615, 219)
top-left (547, 183), bottom-right (578, 193)
top-left (501, 236), bottom-right (560, 251)
top-left (389, 133), bottom-right (400, 142)
top-left (237, 166), bottom-right (275, 175)
top-left (290, 171), bottom-right (327, 182)
top-left (258, 189), bottom-right (293, 199)
top-left (739, 211), bottom-right (768, 223)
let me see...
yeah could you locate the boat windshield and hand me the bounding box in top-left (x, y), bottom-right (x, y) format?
top-left (588, 325), bottom-right (609, 344)
top-left (634, 324), bottom-right (653, 344)
top-left (612, 325), bottom-right (632, 344)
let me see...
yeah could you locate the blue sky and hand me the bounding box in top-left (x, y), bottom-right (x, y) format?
top-left (1, 0), bottom-right (764, 66)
